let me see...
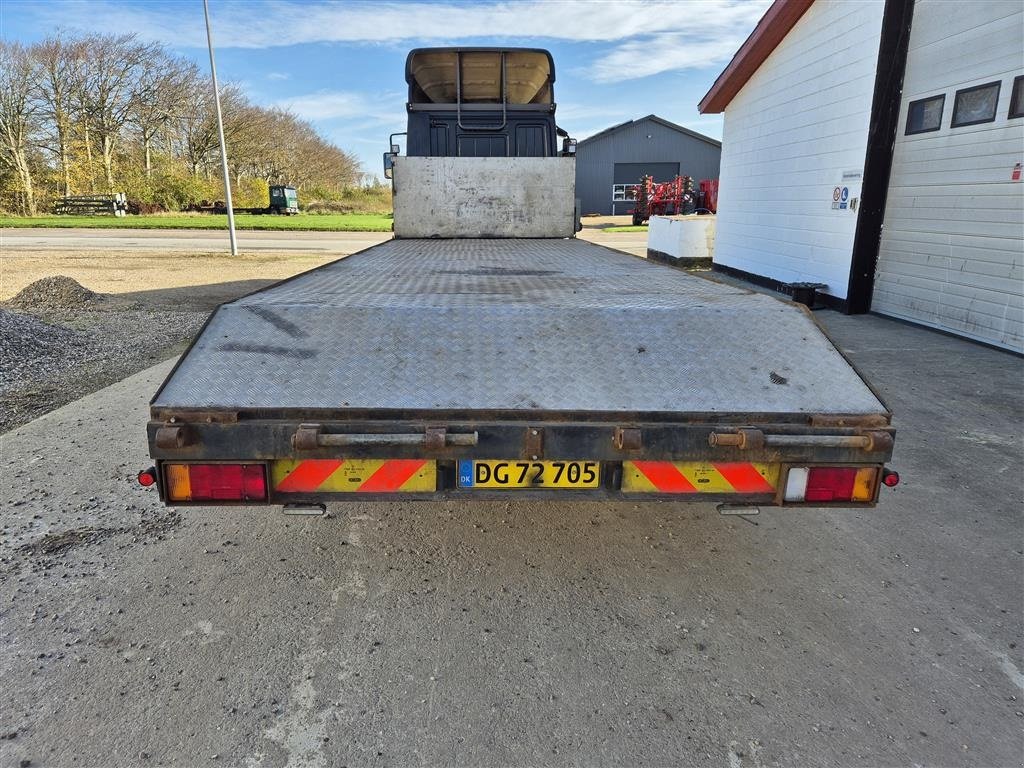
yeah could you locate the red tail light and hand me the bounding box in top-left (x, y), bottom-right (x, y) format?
top-left (164, 463), bottom-right (267, 502)
top-left (137, 467), bottom-right (157, 487)
top-left (784, 466), bottom-right (877, 503)
top-left (805, 467), bottom-right (858, 502)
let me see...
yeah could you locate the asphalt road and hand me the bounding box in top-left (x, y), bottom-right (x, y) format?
top-left (0, 226), bottom-right (649, 258)
top-left (0, 228), bottom-right (392, 253)
top-left (1, 306), bottom-right (1022, 767)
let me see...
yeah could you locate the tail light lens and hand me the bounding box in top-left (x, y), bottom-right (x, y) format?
top-left (784, 466), bottom-right (877, 503)
top-left (164, 463), bottom-right (267, 502)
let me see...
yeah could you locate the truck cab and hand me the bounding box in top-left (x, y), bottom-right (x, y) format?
top-left (268, 185), bottom-right (298, 215)
top-left (404, 47), bottom-right (565, 158)
top-left (383, 47), bottom-right (579, 239)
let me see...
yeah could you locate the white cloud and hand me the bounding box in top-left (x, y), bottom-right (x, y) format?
top-left (554, 103), bottom-right (629, 123)
top-left (275, 90), bottom-right (370, 121)
top-left (23, 0), bottom-right (771, 81)
top-left (588, 33), bottom-right (752, 82)
top-left (266, 72), bottom-right (290, 81)
top-left (673, 114), bottom-right (724, 140)
top-left (273, 89), bottom-right (406, 127)
top-left (553, 103), bottom-right (630, 140)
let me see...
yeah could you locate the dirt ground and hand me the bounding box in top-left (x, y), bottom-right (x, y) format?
top-left (0, 249), bottom-right (342, 303)
top-left (580, 215), bottom-right (634, 228)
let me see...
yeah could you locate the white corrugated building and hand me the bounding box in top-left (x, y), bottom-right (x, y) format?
top-left (699, 0), bottom-right (1023, 352)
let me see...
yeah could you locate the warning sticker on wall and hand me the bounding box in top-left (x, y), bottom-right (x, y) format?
top-left (831, 181), bottom-right (860, 211)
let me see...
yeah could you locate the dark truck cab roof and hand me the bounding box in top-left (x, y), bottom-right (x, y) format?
top-left (404, 48), bottom-right (559, 158)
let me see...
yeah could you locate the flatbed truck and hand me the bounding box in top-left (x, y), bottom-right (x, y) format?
top-left (141, 48), bottom-right (897, 510)
top-left (204, 185), bottom-right (298, 216)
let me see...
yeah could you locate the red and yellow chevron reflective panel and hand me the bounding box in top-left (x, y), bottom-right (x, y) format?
top-left (270, 459), bottom-right (436, 493)
top-left (622, 462), bottom-right (780, 494)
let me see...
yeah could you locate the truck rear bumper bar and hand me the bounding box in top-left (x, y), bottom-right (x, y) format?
top-left (146, 416), bottom-right (895, 508)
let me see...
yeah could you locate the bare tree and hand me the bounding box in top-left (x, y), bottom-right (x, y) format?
top-left (1, 30), bottom-right (367, 213)
top-left (32, 35), bottom-right (86, 196)
top-left (0, 41), bottom-right (41, 214)
top-left (222, 105), bottom-right (360, 193)
top-left (70, 72), bottom-right (96, 191)
top-left (176, 79), bottom-right (214, 177)
top-left (177, 80), bottom-right (245, 178)
top-left (130, 52), bottom-right (193, 178)
top-left (229, 105), bottom-right (284, 183)
top-left (78, 33), bottom-right (152, 190)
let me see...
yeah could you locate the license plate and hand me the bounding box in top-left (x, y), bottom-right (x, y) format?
top-left (458, 460), bottom-right (600, 489)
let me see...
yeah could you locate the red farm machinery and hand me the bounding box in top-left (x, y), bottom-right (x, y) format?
top-left (629, 175), bottom-right (721, 225)
top-left (630, 175), bottom-right (696, 225)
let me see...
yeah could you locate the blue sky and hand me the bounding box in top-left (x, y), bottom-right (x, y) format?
top-left (2, 0), bottom-right (770, 178)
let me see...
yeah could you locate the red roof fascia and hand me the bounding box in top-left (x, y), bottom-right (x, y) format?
top-left (698, 0), bottom-right (815, 114)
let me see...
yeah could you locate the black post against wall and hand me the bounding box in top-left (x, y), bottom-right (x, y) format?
top-left (846, 0), bottom-right (916, 314)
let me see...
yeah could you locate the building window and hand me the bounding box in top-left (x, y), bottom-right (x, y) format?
top-left (951, 81), bottom-right (1001, 127)
top-left (905, 94), bottom-right (944, 134)
top-left (611, 184), bottom-right (636, 202)
top-left (1009, 75), bottom-right (1024, 119)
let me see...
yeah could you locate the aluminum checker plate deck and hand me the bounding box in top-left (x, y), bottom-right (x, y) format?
top-left (152, 238), bottom-right (886, 416)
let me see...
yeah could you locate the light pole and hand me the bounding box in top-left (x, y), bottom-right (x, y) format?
top-left (203, 0), bottom-right (237, 256)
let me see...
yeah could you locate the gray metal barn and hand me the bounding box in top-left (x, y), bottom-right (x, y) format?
top-left (574, 115), bottom-right (722, 216)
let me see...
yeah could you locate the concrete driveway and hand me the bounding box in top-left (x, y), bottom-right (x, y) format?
top-left (1, 309), bottom-right (1021, 767)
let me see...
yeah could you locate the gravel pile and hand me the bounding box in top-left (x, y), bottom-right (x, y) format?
top-left (0, 309), bottom-right (95, 397)
top-left (0, 304), bottom-right (209, 433)
top-left (1, 274), bottom-right (232, 433)
top-left (7, 276), bottom-right (101, 310)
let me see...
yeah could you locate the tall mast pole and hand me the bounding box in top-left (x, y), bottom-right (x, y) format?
top-left (203, 0), bottom-right (237, 255)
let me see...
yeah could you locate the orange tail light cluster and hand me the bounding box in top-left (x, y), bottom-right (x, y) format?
top-left (164, 463), bottom-right (267, 502)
